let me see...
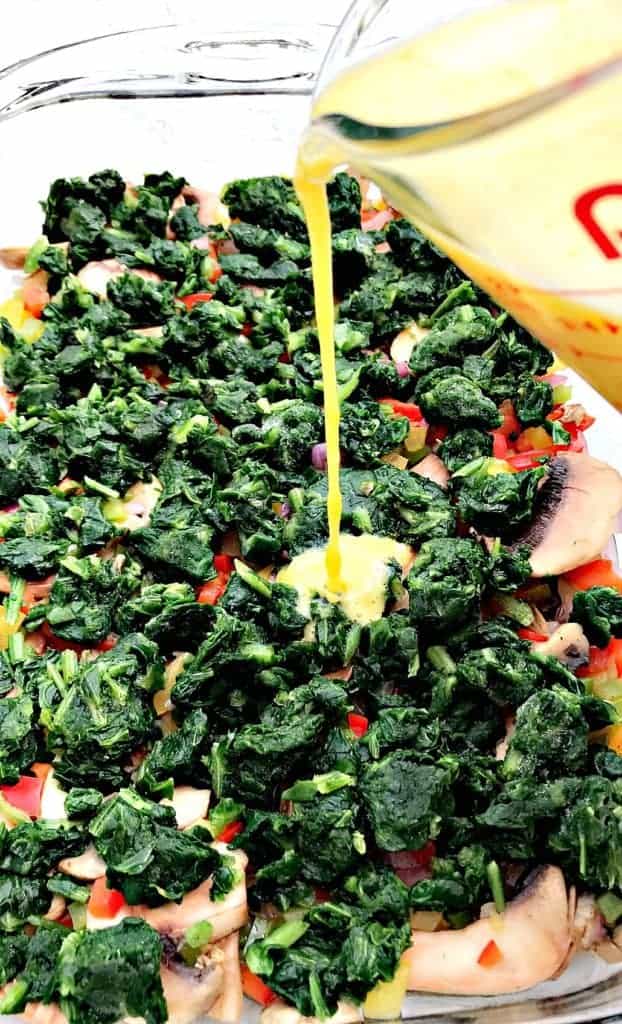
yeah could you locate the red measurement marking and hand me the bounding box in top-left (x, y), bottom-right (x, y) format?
top-left (574, 183), bottom-right (622, 259)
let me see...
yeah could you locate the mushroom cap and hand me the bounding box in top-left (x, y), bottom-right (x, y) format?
top-left (58, 844), bottom-right (106, 881)
top-left (511, 453), bottom-right (622, 577)
top-left (411, 453), bottom-right (450, 490)
top-left (161, 957), bottom-right (224, 1024)
top-left (406, 865), bottom-right (571, 995)
top-left (209, 932), bottom-right (243, 1023)
top-left (532, 622), bottom-right (589, 670)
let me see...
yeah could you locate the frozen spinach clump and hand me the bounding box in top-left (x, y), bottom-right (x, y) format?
top-left (58, 919), bottom-right (166, 1024)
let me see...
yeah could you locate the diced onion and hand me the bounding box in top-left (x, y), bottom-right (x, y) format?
top-left (311, 443), bottom-right (328, 471)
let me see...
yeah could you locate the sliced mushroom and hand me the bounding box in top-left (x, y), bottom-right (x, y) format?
top-left (161, 955), bottom-right (224, 1024)
top-left (555, 577), bottom-right (577, 624)
top-left (183, 185), bottom-right (228, 228)
top-left (77, 258), bottom-right (126, 296)
top-left (77, 259), bottom-right (161, 297)
top-left (161, 786), bottom-right (210, 830)
top-left (210, 932), bottom-right (243, 1023)
top-left (22, 1001), bottom-right (68, 1024)
top-left (127, 849), bottom-right (247, 940)
top-left (495, 716), bottom-right (516, 762)
top-left (154, 652), bottom-right (192, 717)
top-left (411, 453), bottom-right (449, 490)
top-left (0, 247), bottom-right (29, 269)
top-left (405, 865), bottom-right (571, 995)
top-left (59, 844), bottom-right (106, 880)
top-left (511, 453), bottom-right (622, 577)
top-left (262, 1000), bottom-right (362, 1024)
top-left (572, 893), bottom-right (606, 951)
top-left (532, 622), bottom-right (589, 671)
top-left (389, 323), bottom-right (429, 366)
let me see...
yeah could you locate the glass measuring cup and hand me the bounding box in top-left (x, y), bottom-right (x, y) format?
top-left (305, 0), bottom-right (622, 409)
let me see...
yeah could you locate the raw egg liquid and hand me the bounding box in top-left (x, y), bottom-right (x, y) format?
top-left (294, 173), bottom-right (344, 594)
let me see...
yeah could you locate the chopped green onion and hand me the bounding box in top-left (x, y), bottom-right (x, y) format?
top-left (8, 632), bottom-right (24, 664)
top-left (5, 576), bottom-right (25, 626)
top-left (487, 860), bottom-right (505, 914)
top-left (24, 237), bottom-right (48, 274)
top-left (82, 476), bottom-right (120, 500)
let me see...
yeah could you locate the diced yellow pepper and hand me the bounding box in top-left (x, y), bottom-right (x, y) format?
top-left (381, 452), bottom-right (409, 471)
top-left (516, 426), bottom-right (552, 451)
top-left (485, 458), bottom-right (515, 476)
top-left (404, 423), bottom-right (427, 453)
top-left (0, 607), bottom-right (24, 651)
top-left (363, 955), bottom-right (410, 1021)
top-left (607, 724), bottom-right (622, 755)
top-left (0, 294), bottom-right (28, 331)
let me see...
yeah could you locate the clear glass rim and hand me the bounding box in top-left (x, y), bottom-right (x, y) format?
top-left (0, 19), bottom-right (340, 123)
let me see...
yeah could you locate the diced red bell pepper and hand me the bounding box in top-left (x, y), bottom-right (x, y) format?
top-left (141, 364), bottom-right (172, 387)
top-left (564, 558), bottom-right (622, 594)
top-left (478, 939), bottom-right (503, 967)
top-left (213, 554), bottom-right (234, 575)
top-left (241, 964), bottom-right (277, 1007)
top-left (576, 640), bottom-right (621, 678)
top-left (241, 323), bottom-right (253, 337)
top-left (387, 842), bottom-right (437, 870)
top-left (347, 712), bottom-right (369, 738)
top-left (427, 424), bottom-right (449, 444)
top-left (517, 627), bottom-right (549, 642)
top-left (57, 913), bottom-right (73, 928)
top-left (197, 554), bottom-right (234, 605)
top-left (0, 774), bottom-right (43, 818)
top-left (498, 400), bottom-right (520, 439)
top-left (87, 876), bottom-right (127, 919)
top-left (505, 450), bottom-right (553, 471)
top-left (314, 887), bottom-right (331, 903)
top-left (386, 841), bottom-right (436, 885)
top-left (196, 576), bottom-right (228, 605)
top-left (217, 820), bottom-right (244, 844)
top-left (612, 639), bottom-right (622, 677)
top-left (378, 399), bottom-right (424, 422)
top-left (278, 351), bottom-right (291, 363)
top-left (180, 292), bottom-right (213, 310)
top-left (576, 639), bottom-right (622, 678)
top-left (95, 634), bottom-right (118, 652)
top-left (558, 421), bottom-right (587, 453)
top-left (491, 430), bottom-right (508, 460)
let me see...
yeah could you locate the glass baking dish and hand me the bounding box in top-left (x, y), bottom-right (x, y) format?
top-left (0, 12), bottom-right (620, 1024)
